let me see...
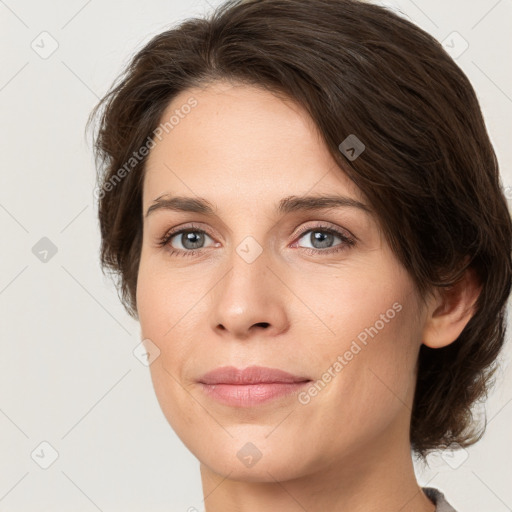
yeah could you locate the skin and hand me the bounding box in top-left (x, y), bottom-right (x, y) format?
top-left (136, 80), bottom-right (480, 512)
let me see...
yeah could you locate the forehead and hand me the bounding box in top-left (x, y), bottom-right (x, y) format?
top-left (142, 81), bottom-right (366, 209)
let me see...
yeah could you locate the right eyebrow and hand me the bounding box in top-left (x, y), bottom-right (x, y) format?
top-left (145, 196), bottom-right (216, 218)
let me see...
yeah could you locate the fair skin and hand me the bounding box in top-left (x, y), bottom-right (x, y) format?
top-left (136, 80), bottom-right (479, 512)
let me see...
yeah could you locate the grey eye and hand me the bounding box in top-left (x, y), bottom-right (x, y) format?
top-left (298, 230), bottom-right (342, 250)
top-left (170, 231), bottom-right (214, 250)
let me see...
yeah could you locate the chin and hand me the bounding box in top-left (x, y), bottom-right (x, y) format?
top-left (196, 436), bottom-right (312, 483)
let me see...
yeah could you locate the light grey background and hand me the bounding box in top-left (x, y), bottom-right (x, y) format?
top-left (1, 0), bottom-right (511, 510)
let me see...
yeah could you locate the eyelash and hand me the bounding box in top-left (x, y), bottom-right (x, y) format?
top-left (156, 222), bottom-right (356, 258)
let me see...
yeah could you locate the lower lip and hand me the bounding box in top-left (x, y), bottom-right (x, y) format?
top-left (198, 381), bottom-right (311, 407)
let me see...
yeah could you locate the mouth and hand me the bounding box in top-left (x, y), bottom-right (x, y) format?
top-left (197, 365), bottom-right (312, 407)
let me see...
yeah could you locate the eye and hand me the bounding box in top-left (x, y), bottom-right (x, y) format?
top-left (293, 225), bottom-right (355, 254)
top-left (157, 224), bottom-right (217, 257)
top-left (171, 230), bottom-right (213, 250)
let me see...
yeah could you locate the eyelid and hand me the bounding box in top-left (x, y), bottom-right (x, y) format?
top-left (164, 221), bottom-right (214, 236)
top-left (292, 221), bottom-right (356, 243)
top-left (158, 222), bottom-right (217, 247)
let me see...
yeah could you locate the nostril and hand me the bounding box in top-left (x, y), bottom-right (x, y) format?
top-left (255, 322), bottom-right (270, 328)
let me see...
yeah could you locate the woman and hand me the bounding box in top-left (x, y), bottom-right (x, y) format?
top-left (88, 0), bottom-right (512, 510)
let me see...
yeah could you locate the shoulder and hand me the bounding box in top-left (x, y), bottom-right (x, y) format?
top-left (422, 487), bottom-right (458, 512)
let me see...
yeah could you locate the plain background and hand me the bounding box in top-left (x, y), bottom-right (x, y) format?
top-left (1, 0), bottom-right (511, 510)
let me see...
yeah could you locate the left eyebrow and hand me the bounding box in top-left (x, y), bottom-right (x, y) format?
top-left (144, 193), bottom-right (372, 218)
top-left (277, 194), bottom-right (372, 216)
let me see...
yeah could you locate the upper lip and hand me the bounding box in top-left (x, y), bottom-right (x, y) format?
top-left (198, 365), bottom-right (311, 385)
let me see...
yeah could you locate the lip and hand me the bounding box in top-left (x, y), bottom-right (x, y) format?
top-left (198, 365), bottom-right (311, 385)
top-left (197, 365), bottom-right (312, 407)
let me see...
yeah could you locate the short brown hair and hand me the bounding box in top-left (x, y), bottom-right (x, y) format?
top-left (88, 0), bottom-right (512, 459)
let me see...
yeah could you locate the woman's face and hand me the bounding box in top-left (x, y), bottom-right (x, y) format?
top-left (137, 81), bottom-right (426, 481)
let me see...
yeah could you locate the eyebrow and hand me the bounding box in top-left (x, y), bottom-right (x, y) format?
top-left (145, 193), bottom-right (372, 218)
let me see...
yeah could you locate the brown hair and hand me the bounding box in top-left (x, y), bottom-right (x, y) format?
top-left (87, 0), bottom-right (512, 459)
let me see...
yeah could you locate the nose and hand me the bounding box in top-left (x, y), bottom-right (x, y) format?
top-left (209, 242), bottom-right (290, 340)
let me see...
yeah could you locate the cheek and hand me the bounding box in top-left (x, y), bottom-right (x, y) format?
top-left (136, 259), bottom-right (183, 399)
top-left (331, 300), bottom-right (420, 436)
top-left (299, 264), bottom-right (421, 426)
top-left (136, 253), bottom-right (206, 406)
top-left (294, 260), bottom-right (414, 356)
top-left (136, 252), bottom-right (198, 338)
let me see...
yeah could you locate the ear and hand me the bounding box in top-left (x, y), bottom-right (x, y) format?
top-left (422, 265), bottom-right (482, 349)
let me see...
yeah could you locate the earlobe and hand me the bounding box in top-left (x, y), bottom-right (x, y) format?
top-left (421, 265), bottom-right (482, 349)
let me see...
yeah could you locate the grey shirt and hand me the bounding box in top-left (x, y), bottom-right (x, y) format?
top-left (423, 487), bottom-right (458, 512)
